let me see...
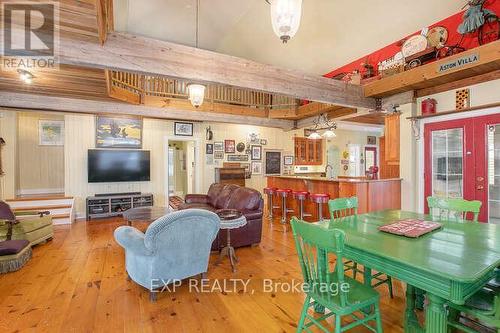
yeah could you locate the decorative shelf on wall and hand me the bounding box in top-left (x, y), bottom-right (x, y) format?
top-left (363, 41), bottom-right (500, 98)
top-left (406, 102), bottom-right (500, 121)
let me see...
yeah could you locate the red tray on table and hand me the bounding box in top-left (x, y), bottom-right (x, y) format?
top-left (378, 219), bottom-right (442, 238)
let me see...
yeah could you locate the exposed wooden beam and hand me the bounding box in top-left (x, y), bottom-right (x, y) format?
top-left (416, 69), bottom-right (500, 97)
top-left (364, 41), bottom-right (500, 97)
top-left (294, 107), bottom-right (357, 129)
top-left (0, 92), bottom-right (293, 129)
top-left (41, 31), bottom-right (375, 109)
top-left (381, 91), bottom-right (415, 109)
top-left (268, 108), bottom-right (298, 119)
top-left (96, 0), bottom-right (114, 44)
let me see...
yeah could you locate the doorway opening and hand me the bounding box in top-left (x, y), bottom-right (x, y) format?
top-left (164, 136), bottom-right (202, 209)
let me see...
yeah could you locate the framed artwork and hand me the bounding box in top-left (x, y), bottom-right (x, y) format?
top-left (248, 133), bottom-right (260, 144)
top-left (240, 163), bottom-right (251, 179)
top-left (260, 139), bottom-right (268, 145)
top-left (251, 145), bottom-right (262, 160)
top-left (206, 143), bottom-right (213, 154)
top-left (174, 122), bottom-right (193, 136)
top-left (367, 136), bottom-right (377, 145)
top-left (39, 120), bottom-right (64, 146)
top-left (236, 142), bottom-right (245, 152)
top-left (214, 151), bottom-right (224, 159)
top-left (96, 116), bottom-right (142, 148)
top-left (251, 161), bottom-right (262, 175)
top-left (214, 141), bottom-right (224, 151)
top-left (227, 154), bottom-right (249, 162)
top-left (284, 155), bottom-right (294, 165)
top-left (224, 140), bottom-right (235, 153)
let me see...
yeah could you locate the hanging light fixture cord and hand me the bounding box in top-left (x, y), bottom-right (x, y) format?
top-left (195, 0), bottom-right (199, 48)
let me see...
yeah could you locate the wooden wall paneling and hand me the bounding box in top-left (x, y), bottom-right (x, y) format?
top-left (367, 180), bottom-right (401, 211)
top-left (0, 111), bottom-right (17, 199)
top-left (17, 112), bottom-right (65, 192)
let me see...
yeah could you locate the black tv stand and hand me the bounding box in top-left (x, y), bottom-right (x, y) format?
top-left (86, 193), bottom-right (153, 220)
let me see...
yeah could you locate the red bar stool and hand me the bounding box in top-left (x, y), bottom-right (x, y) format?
top-left (292, 191), bottom-right (311, 220)
top-left (276, 189), bottom-right (293, 224)
top-left (263, 187), bottom-right (279, 218)
top-left (310, 193), bottom-right (330, 221)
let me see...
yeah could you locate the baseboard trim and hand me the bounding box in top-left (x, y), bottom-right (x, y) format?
top-left (16, 188), bottom-right (65, 196)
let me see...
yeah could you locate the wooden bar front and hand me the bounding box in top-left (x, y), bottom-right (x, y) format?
top-left (267, 176), bottom-right (402, 221)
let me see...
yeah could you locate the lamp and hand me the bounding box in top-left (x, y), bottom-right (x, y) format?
top-left (187, 84), bottom-right (206, 108)
top-left (306, 113), bottom-right (337, 139)
top-left (187, 0), bottom-right (206, 107)
top-left (267, 0), bottom-right (303, 43)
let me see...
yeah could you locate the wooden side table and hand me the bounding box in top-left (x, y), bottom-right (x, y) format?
top-left (215, 211), bottom-right (247, 272)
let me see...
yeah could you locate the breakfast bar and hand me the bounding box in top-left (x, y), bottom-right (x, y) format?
top-left (267, 176), bottom-right (402, 220)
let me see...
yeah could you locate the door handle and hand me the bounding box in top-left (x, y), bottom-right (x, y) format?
top-left (477, 176), bottom-right (484, 182)
top-left (477, 185), bottom-right (484, 190)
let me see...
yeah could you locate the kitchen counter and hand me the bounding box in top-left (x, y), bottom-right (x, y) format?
top-left (267, 176), bottom-right (401, 220)
top-left (272, 175), bottom-right (403, 183)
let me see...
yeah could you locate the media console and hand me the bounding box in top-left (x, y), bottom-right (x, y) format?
top-left (86, 193), bottom-right (153, 220)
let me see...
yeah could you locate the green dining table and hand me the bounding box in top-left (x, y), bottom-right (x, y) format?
top-left (316, 210), bottom-right (500, 333)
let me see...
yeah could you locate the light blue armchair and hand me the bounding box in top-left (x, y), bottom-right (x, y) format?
top-left (114, 209), bottom-right (220, 301)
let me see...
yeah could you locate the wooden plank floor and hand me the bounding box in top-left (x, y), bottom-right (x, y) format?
top-left (0, 215), bottom-right (413, 332)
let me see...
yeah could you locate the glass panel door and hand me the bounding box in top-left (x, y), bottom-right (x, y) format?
top-left (487, 125), bottom-right (500, 223)
top-left (431, 128), bottom-right (464, 199)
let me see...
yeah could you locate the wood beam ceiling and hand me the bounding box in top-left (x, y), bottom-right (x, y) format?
top-left (44, 31), bottom-right (376, 109)
top-left (0, 92), bottom-right (294, 129)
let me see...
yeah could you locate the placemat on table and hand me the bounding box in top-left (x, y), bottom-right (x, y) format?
top-left (378, 218), bottom-right (442, 238)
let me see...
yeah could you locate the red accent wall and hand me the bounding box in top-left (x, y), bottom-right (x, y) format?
top-left (323, 0), bottom-right (500, 79)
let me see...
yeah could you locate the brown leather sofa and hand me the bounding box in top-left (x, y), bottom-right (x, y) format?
top-left (178, 183), bottom-right (263, 250)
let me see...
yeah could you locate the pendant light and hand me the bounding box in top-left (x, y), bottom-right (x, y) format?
top-left (267, 0), bottom-right (303, 43)
top-left (188, 0), bottom-right (206, 108)
top-left (187, 83), bottom-right (206, 108)
top-left (306, 113), bottom-right (337, 139)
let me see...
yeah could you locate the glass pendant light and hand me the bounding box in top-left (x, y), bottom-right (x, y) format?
top-left (307, 131), bottom-right (321, 140)
top-left (322, 128), bottom-right (337, 138)
top-left (187, 0), bottom-right (206, 108)
top-left (269, 0), bottom-right (303, 43)
top-left (187, 84), bottom-right (206, 108)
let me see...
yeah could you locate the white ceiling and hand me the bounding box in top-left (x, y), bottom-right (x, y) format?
top-left (114, 0), bottom-right (460, 75)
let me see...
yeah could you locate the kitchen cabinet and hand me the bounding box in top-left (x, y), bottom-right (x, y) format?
top-left (294, 137), bottom-right (323, 165)
top-left (384, 114), bottom-right (400, 165)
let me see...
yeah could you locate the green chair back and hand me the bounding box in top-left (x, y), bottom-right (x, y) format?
top-left (290, 217), bottom-right (348, 306)
top-left (427, 196), bottom-right (482, 222)
top-left (328, 197), bottom-right (358, 220)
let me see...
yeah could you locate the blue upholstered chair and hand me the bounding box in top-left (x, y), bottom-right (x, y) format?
top-left (114, 209), bottom-right (220, 301)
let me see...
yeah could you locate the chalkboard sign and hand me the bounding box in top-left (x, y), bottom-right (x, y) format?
top-left (265, 151), bottom-right (282, 175)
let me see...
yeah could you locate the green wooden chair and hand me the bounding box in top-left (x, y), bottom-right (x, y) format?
top-left (447, 286), bottom-right (500, 333)
top-left (328, 197), bottom-right (394, 299)
top-left (427, 196), bottom-right (482, 223)
top-left (290, 217), bottom-right (383, 333)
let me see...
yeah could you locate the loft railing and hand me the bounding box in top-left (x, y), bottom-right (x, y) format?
top-left (108, 70), bottom-right (298, 110)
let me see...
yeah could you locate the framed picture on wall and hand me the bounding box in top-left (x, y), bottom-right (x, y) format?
top-left (39, 120), bottom-right (64, 146)
top-left (214, 151), bottom-right (224, 159)
top-left (206, 143), bottom-right (213, 154)
top-left (227, 154), bottom-right (248, 162)
top-left (174, 122), bottom-right (193, 136)
top-left (251, 161), bottom-right (262, 175)
top-left (96, 116), bottom-right (142, 148)
top-left (224, 140), bottom-right (235, 153)
top-left (214, 141), bottom-right (224, 151)
top-left (264, 150), bottom-right (282, 176)
top-left (367, 136), bottom-right (377, 145)
top-left (284, 155), bottom-right (294, 165)
top-left (251, 145), bottom-right (262, 160)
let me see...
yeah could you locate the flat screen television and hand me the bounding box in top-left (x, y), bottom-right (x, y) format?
top-left (88, 149), bottom-right (150, 183)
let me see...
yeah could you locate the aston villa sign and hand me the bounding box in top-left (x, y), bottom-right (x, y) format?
top-left (438, 53), bottom-right (479, 73)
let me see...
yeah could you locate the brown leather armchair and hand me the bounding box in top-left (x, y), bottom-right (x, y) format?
top-left (179, 183), bottom-right (263, 250)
